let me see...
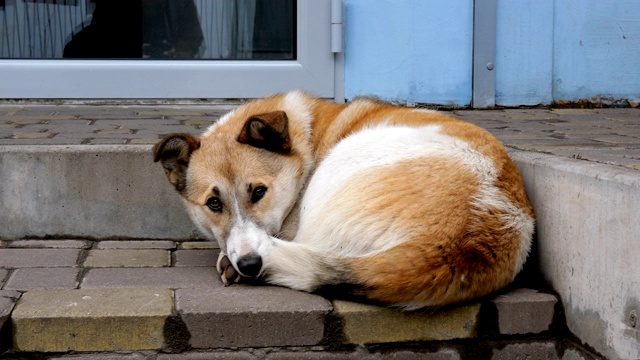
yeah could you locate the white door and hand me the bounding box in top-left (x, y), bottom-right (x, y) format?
top-left (0, 0), bottom-right (337, 99)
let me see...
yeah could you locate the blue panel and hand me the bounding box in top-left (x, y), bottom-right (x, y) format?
top-left (344, 0), bottom-right (473, 106)
top-left (495, 0), bottom-right (554, 106)
top-left (553, 0), bottom-right (640, 103)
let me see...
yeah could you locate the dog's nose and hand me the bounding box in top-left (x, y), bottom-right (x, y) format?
top-left (236, 254), bottom-right (263, 278)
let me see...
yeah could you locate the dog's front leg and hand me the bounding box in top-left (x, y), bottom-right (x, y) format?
top-left (216, 251), bottom-right (241, 286)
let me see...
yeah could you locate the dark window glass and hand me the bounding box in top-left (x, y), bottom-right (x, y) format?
top-left (0, 0), bottom-right (295, 60)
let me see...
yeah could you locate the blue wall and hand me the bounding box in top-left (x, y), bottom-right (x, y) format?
top-left (344, 0), bottom-right (640, 107)
top-left (552, 0), bottom-right (640, 104)
top-left (344, 0), bottom-right (474, 106)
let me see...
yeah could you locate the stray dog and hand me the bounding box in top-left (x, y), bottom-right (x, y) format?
top-left (153, 91), bottom-right (534, 309)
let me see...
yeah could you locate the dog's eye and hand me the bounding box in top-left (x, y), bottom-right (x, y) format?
top-left (251, 186), bottom-right (268, 203)
top-left (206, 197), bottom-right (223, 213)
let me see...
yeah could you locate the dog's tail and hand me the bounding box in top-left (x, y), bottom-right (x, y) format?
top-left (262, 233), bottom-right (523, 309)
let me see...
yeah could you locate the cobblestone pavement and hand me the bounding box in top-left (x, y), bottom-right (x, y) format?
top-left (0, 239), bottom-right (563, 355)
top-left (0, 104), bottom-right (638, 170)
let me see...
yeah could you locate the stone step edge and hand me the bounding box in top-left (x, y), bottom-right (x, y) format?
top-left (3, 287), bottom-right (560, 354)
top-left (3, 145), bottom-right (640, 241)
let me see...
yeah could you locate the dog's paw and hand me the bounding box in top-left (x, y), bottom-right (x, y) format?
top-left (216, 251), bottom-right (241, 286)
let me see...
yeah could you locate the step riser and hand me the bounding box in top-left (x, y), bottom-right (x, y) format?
top-left (0, 145), bottom-right (198, 240)
top-left (511, 151), bottom-right (640, 360)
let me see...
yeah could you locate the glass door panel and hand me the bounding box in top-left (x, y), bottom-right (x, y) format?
top-left (0, 0), bottom-right (333, 99)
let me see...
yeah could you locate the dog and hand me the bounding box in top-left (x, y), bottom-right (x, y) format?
top-left (153, 91), bottom-right (535, 309)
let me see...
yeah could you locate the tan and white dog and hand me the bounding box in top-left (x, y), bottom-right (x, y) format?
top-left (153, 91), bottom-right (534, 309)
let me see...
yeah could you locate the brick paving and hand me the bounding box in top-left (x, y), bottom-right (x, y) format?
top-left (0, 239), bottom-right (570, 356)
top-left (0, 104), bottom-right (239, 146)
top-left (0, 104), bottom-right (638, 170)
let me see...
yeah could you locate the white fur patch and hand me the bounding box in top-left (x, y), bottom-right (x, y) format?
top-left (300, 124), bottom-right (445, 218)
top-left (202, 108), bottom-right (237, 138)
top-left (283, 90), bottom-right (313, 137)
top-left (225, 196), bottom-right (272, 268)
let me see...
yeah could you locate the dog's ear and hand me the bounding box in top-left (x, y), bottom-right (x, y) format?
top-left (153, 133), bottom-right (200, 192)
top-left (237, 111), bottom-right (291, 154)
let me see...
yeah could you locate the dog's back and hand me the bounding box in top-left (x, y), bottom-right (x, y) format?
top-left (154, 92), bottom-right (535, 309)
top-left (262, 95), bottom-right (534, 308)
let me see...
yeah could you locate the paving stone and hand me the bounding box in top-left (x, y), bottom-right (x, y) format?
top-left (0, 249), bottom-right (81, 268)
top-left (157, 351), bottom-right (257, 360)
top-left (7, 240), bottom-right (90, 249)
top-left (48, 354), bottom-right (148, 360)
top-left (95, 240), bottom-right (176, 250)
top-left (492, 288), bottom-right (558, 335)
top-left (174, 250), bottom-right (218, 267)
top-left (95, 129), bottom-right (134, 134)
top-left (81, 267), bottom-right (219, 289)
top-left (12, 288), bottom-right (173, 352)
top-left (491, 342), bottom-right (559, 360)
top-left (86, 138), bottom-right (127, 145)
top-left (183, 120), bottom-right (216, 127)
top-left (129, 138), bottom-right (161, 144)
top-left (379, 349), bottom-right (461, 360)
top-left (333, 300), bottom-right (481, 344)
top-left (83, 249), bottom-right (170, 268)
top-left (176, 286), bottom-right (332, 348)
top-left (0, 269), bottom-right (8, 287)
top-left (264, 351), bottom-right (370, 360)
top-left (179, 241), bottom-right (219, 250)
top-left (4, 268), bottom-right (79, 291)
top-left (263, 348), bottom-right (461, 360)
top-left (13, 132), bottom-right (54, 139)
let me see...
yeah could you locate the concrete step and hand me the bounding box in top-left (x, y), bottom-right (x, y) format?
top-left (0, 239), bottom-right (596, 359)
top-left (1, 105), bottom-right (639, 359)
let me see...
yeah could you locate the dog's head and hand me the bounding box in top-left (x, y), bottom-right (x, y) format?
top-left (153, 94), bottom-right (314, 277)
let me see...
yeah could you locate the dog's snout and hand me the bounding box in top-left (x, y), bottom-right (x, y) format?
top-left (236, 254), bottom-right (263, 278)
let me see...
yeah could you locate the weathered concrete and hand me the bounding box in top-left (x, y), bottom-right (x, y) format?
top-left (0, 145), bottom-right (199, 240)
top-left (12, 288), bottom-right (173, 352)
top-left (511, 150), bottom-right (640, 360)
top-left (333, 300), bottom-right (481, 344)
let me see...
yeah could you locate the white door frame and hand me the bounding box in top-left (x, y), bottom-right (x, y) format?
top-left (0, 0), bottom-right (337, 99)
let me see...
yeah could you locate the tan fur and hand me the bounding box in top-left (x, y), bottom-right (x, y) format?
top-left (154, 91), bottom-right (535, 308)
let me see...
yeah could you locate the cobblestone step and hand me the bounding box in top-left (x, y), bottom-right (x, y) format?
top-left (0, 239), bottom-right (599, 359)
